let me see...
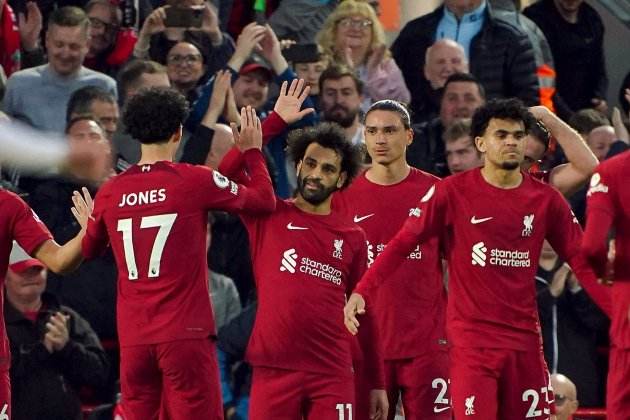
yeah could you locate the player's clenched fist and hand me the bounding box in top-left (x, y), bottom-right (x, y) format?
top-left (231, 106), bottom-right (262, 151)
top-left (344, 292), bottom-right (366, 335)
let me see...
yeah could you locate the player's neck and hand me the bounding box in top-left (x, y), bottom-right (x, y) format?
top-left (138, 143), bottom-right (176, 165)
top-left (366, 160), bottom-right (410, 186)
top-left (480, 165), bottom-right (523, 189)
top-left (294, 194), bottom-right (333, 215)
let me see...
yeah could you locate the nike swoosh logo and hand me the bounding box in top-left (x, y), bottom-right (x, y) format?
top-left (353, 213), bottom-right (374, 223)
top-left (470, 216), bottom-right (493, 224)
top-left (434, 406), bottom-right (450, 413)
top-left (287, 223), bottom-right (309, 230)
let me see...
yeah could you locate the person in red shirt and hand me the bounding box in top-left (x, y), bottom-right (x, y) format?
top-left (229, 122), bottom-right (387, 420)
top-left (0, 187), bottom-right (93, 418)
top-left (582, 150), bottom-right (630, 420)
top-left (334, 100), bottom-right (449, 419)
top-left (345, 98), bottom-right (600, 419)
top-left (81, 87), bottom-right (275, 420)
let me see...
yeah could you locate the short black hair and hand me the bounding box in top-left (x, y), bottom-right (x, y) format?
top-left (118, 60), bottom-right (167, 102)
top-left (123, 87), bottom-right (189, 144)
top-left (48, 6), bottom-right (90, 31)
top-left (528, 120), bottom-right (551, 151)
top-left (66, 86), bottom-right (116, 123)
top-left (470, 98), bottom-right (536, 139)
top-left (365, 100), bottom-right (411, 129)
top-left (319, 64), bottom-right (364, 96)
top-left (569, 108), bottom-right (610, 135)
top-left (65, 114), bottom-right (104, 134)
top-left (443, 73), bottom-right (486, 100)
top-left (286, 122), bottom-right (362, 189)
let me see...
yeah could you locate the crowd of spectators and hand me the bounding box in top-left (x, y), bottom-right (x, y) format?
top-left (1, 0), bottom-right (630, 417)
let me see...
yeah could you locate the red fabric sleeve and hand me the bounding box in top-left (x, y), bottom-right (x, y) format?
top-left (354, 183), bottom-right (445, 297)
top-left (582, 206), bottom-right (613, 279)
top-left (10, 193), bottom-right (53, 256)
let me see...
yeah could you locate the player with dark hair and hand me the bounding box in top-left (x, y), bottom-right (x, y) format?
top-left (345, 98), bottom-right (602, 419)
top-left (80, 87), bottom-right (275, 420)
top-left (334, 99), bottom-right (449, 419)
top-left (224, 121), bottom-right (386, 419)
top-left (582, 150), bottom-right (630, 419)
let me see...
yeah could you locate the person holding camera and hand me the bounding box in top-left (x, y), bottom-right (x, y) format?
top-left (133, 0), bottom-right (234, 77)
top-left (3, 243), bottom-right (109, 420)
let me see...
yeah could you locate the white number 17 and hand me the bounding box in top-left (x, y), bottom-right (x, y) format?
top-left (117, 213), bottom-right (177, 280)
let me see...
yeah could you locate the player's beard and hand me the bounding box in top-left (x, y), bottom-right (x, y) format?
top-left (297, 172), bottom-right (338, 205)
top-left (323, 104), bottom-right (358, 128)
top-left (501, 160), bottom-right (520, 170)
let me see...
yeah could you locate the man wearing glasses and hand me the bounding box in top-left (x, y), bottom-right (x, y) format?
top-left (551, 374), bottom-right (579, 420)
top-left (85, 0), bottom-right (133, 76)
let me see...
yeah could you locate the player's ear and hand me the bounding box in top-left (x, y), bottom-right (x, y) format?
top-left (406, 128), bottom-right (413, 146)
top-left (475, 136), bottom-right (486, 153)
top-left (172, 125), bottom-right (183, 144)
top-left (337, 172), bottom-right (347, 189)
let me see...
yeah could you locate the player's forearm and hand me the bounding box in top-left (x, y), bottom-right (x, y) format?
top-left (38, 234), bottom-right (85, 275)
top-left (355, 228), bottom-right (419, 295)
top-left (240, 149), bottom-right (276, 213)
top-left (545, 112), bottom-right (598, 176)
top-left (568, 256), bottom-right (612, 317)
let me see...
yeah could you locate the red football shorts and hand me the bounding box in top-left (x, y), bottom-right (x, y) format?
top-left (120, 338), bottom-right (223, 420)
top-left (250, 366), bottom-right (354, 420)
top-left (450, 347), bottom-right (554, 419)
top-left (0, 371), bottom-right (10, 420)
top-left (607, 348), bottom-right (630, 420)
top-left (381, 349), bottom-right (451, 419)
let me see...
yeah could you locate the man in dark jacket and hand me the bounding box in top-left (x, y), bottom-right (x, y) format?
top-left (391, 0), bottom-right (539, 119)
top-left (524, 0), bottom-right (608, 119)
top-left (4, 244), bottom-right (109, 420)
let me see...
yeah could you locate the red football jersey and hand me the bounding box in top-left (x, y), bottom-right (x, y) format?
top-left (82, 151), bottom-right (274, 347)
top-left (584, 150), bottom-right (630, 349)
top-left (0, 190), bottom-right (52, 368)
top-left (242, 200), bottom-right (371, 378)
top-left (356, 168), bottom-right (591, 351)
top-left (334, 168), bottom-right (447, 359)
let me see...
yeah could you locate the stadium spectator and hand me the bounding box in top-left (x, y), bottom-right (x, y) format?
top-left (551, 374), bottom-right (580, 420)
top-left (536, 241), bottom-right (608, 407)
top-left (4, 242), bottom-right (109, 420)
top-left (0, 0), bottom-right (45, 77)
top-left (2, 6), bottom-right (117, 132)
top-left (524, 0), bottom-right (608, 117)
top-left (267, 0), bottom-right (336, 44)
top-left (66, 86), bottom-right (119, 141)
top-left (490, 0), bottom-right (557, 113)
top-left (112, 59), bottom-right (170, 167)
top-left (84, 0), bottom-right (132, 77)
top-left (319, 64), bottom-right (364, 145)
top-left (392, 0), bottom-right (539, 123)
top-left (619, 75), bottom-right (630, 116)
top-left (443, 118), bottom-right (483, 175)
top-left (133, 0), bottom-right (234, 77)
top-left (289, 45), bottom-right (329, 114)
top-left (317, 0), bottom-right (409, 111)
top-left (28, 116), bottom-right (118, 341)
top-left (407, 72), bottom-right (485, 177)
top-left (165, 40), bottom-right (208, 103)
top-left (417, 39), bottom-right (468, 124)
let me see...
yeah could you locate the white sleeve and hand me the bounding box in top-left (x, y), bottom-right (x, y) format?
top-left (0, 119), bottom-right (69, 173)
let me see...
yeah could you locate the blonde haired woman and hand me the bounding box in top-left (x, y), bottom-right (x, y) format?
top-left (317, 0), bottom-right (410, 110)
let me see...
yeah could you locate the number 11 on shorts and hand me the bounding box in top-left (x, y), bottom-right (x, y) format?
top-left (336, 403), bottom-right (352, 420)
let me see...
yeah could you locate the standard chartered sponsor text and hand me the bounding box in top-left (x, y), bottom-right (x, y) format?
top-left (300, 257), bottom-right (343, 285)
top-left (490, 248), bottom-right (531, 267)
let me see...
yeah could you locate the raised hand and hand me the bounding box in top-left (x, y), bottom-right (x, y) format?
top-left (223, 84), bottom-right (241, 125)
top-left (203, 70), bottom-right (231, 126)
top-left (230, 22), bottom-right (266, 69)
top-left (366, 44), bottom-right (387, 74)
top-left (18, 2), bottom-right (43, 51)
top-left (43, 312), bottom-right (70, 353)
top-left (231, 106), bottom-right (262, 151)
top-left (611, 107), bottom-right (629, 144)
top-left (70, 187), bottom-right (94, 231)
top-left (273, 79), bottom-right (315, 124)
top-left (343, 292), bottom-right (366, 335)
top-left (140, 7), bottom-right (167, 37)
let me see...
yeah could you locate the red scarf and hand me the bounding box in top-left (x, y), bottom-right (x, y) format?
top-left (0, 2), bottom-right (21, 76)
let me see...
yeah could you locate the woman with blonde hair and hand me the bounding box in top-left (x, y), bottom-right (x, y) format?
top-left (317, 0), bottom-right (410, 111)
